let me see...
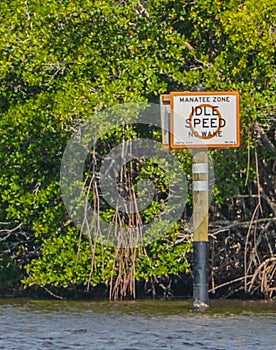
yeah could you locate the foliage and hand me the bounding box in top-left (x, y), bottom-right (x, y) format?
top-left (0, 0), bottom-right (275, 298)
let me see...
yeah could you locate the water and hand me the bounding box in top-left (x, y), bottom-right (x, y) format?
top-left (0, 299), bottom-right (275, 349)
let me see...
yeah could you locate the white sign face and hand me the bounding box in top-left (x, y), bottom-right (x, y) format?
top-left (170, 91), bottom-right (240, 149)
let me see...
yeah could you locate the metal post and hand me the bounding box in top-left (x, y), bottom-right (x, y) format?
top-left (191, 87), bottom-right (209, 312)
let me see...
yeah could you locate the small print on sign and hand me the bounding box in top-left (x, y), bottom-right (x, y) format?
top-left (170, 91), bottom-right (240, 149)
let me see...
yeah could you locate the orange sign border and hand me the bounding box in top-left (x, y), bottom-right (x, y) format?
top-left (169, 91), bottom-right (240, 149)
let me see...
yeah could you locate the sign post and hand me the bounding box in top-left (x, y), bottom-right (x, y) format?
top-left (161, 88), bottom-right (240, 312)
top-left (192, 148), bottom-right (209, 312)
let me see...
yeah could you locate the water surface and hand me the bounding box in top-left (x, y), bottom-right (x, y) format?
top-left (0, 299), bottom-right (275, 349)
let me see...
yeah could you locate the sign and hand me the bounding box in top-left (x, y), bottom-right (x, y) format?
top-left (160, 94), bottom-right (170, 148)
top-left (169, 91), bottom-right (240, 149)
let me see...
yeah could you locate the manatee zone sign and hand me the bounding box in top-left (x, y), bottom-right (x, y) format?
top-left (170, 91), bottom-right (240, 149)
